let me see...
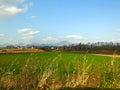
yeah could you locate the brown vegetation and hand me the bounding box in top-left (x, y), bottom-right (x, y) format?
top-left (94, 54), bottom-right (120, 58)
top-left (0, 49), bottom-right (44, 54)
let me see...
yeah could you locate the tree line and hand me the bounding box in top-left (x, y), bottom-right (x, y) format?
top-left (1, 42), bottom-right (120, 54)
top-left (42, 42), bottom-right (120, 54)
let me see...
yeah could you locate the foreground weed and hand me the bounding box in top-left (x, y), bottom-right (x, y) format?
top-left (64, 55), bottom-right (97, 88)
top-left (101, 55), bottom-right (120, 88)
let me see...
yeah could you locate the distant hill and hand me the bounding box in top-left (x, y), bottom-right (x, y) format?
top-left (54, 41), bottom-right (71, 46)
top-left (0, 41), bottom-right (72, 47)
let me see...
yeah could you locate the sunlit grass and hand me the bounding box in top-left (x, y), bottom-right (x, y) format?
top-left (0, 52), bottom-right (120, 89)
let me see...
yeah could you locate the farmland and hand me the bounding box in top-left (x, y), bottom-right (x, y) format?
top-left (1, 52), bottom-right (120, 89)
top-left (0, 52), bottom-right (116, 73)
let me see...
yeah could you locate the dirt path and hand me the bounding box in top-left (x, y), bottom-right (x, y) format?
top-left (93, 54), bottom-right (120, 58)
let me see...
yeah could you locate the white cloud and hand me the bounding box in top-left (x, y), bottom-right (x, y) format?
top-left (4, 6), bottom-right (26, 15)
top-left (18, 28), bottom-right (40, 36)
top-left (0, 0), bottom-right (30, 18)
top-left (18, 28), bottom-right (31, 34)
top-left (42, 37), bottom-right (58, 43)
top-left (0, 34), bottom-right (4, 37)
top-left (65, 35), bottom-right (83, 40)
top-left (18, 28), bottom-right (40, 43)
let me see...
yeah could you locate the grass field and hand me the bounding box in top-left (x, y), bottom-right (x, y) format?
top-left (0, 52), bottom-right (120, 89)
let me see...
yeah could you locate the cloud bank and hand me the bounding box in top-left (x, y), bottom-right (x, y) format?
top-left (0, 0), bottom-right (31, 18)
top-left (18, 28), bottom-right (40, 43)
top-left (0, 34), bottom-right (4, 37)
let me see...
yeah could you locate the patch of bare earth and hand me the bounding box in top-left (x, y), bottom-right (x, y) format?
top-left (93, 54), bottom-right (120, 58)
top-left (0, 49), bottom-right (44, 54)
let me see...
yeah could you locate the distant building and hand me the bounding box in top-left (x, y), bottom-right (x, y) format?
top-left (17, 46), bottom-right (25, 50)
top-left (51, 47), bottom-right (55, 50)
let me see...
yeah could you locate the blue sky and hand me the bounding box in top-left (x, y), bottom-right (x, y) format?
top-left (0, 0), bottom-right (120, 45)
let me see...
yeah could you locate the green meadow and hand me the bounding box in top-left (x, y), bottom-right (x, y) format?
top-left (1, 52), bottom-right (120, 89)
top-left (0, 52), bottom-right (116, 73)
top-left (0, 52), bottom-right (119, 67)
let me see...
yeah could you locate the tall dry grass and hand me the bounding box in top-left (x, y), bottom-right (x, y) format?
top-left (0, 54), bottom-right (120, 90)
top-left (100, 55), bottom-right (120, 89)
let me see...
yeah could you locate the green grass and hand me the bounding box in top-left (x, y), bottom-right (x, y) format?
top-left (0, 52), bottom-right (120, 74)
top-left (1, 52), bottom-right (120, 89)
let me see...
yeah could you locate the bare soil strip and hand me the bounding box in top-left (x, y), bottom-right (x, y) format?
top-left (0, 49), bottom-right (44, 54)
top-left (93, 54), bottom-right (120, 58)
